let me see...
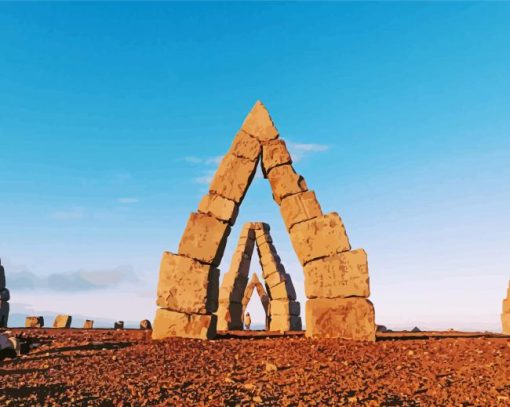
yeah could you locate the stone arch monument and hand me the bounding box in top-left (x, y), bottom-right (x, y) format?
top-left (153, 101), bottom-right (375, 341)
top-left (216, 222), bottom-right (301, 332)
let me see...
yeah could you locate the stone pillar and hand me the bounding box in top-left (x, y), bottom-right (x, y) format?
top-left (53, 314), bottom-right (72, 328)
top-left (0, 259), bottom-right (10, 328)
top-left (263, 145), bottom-right (375, 340)
top-left (502, 281), bottom-right (510, 334)
top-left (152, 128), bottom-right (261, 340)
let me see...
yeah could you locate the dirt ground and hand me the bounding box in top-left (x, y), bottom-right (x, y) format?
top-left (1, 329), bottom-right (510, 406)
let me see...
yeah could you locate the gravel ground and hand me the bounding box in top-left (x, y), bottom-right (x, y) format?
top-left (1, 329), bottom-right (510, 406)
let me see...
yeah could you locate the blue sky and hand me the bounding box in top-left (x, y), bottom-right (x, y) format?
top-left (0, 3), bottom-right (509, 330)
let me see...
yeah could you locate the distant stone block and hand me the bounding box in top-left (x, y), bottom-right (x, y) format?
top-left (25, 316), bottom-right (44, 328)
top-left (140, 319), bottom-right (152, 330)
top-left (83, 320), bottom-right (94, 329)
top-left (53, 314), bottom-right (72, 328)
top-left (114, 321), bottom-right (124, 330)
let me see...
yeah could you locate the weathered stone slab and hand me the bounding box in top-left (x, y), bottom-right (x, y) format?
top-left (239, 226), bottom-right (256, 241)
top-left (229, 130), bottom-right (261, 161)
top-left (269, 315), bottom-right (302, 332)
top-left (245, 222), bottom-right (270, 231)
top-left (53, 314), bottom-right (72, 328)
top-left (502, 313), bottom-right (510, 334)
top-left (257, 241), bottom-right (279, 264)
top-left (265, 269), bottom-right (286, 288)
top-left (140, 319), bottom-right (152, 330)
top-left (267, 165), bottom-right (308, 205)
top-left (0, 263), bottom-right (5, 290)
top-left (305, 298), bottom-right (375, 341)
top-left (152, 309), bottom-right (217, 340)
top-left (260, 255), bottom-right (283, 279)
top-left (280, 190), bottom-right (323, 231)
top-left (242, 101), bottom-right (279, 142)
top-left (209, 153), bottom-right (258, 203)
top-left (178, 212), bottom-right (231, 266)
top-left (285, 274), bottom-right (297, 301)
top-left (83, 320), bottom-right (94, 329)
top-left (289, 212), bottom-right (351, 265)
top-left (219, 275), bottom-right (248, 304)
top-left (269, 280), bottom-right (296, 301)
top-left (262, 139), bottom-right (292, 175)
top-left (304, 249), bottom-right (370, 299)
top-left (114, 321), bottom-right (124, 329)
top-left (270, 300), bottom-right (300, 316)
top-left (25, 316), bottom-right (44, 328)
top-left (198, 193), bottom-right (239, 225)
top-left (0, 301), bottom-right (9, 327)
top-left (157, 252), bottom-right (219, 314)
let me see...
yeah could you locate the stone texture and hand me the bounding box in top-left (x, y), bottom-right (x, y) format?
top-left (216, 302), bottom-right (244, 331)
top-left (242, 101), bottom-right (279, 142)
top-left (261, 139), bottom-right (292, 176)
top-left (53, 315), bottom-right (72, 328)
top-left (178, 212), bottom-right (231, 266)
top-left (264, 269), bottom-right (286, 288)
top-left (209, 153), bottom-right (259, 203)
top-left (280, 190), bottom-right (323, 231)
top-left (305, 298), bottom-right (376, 341)
top-left (229, 130), bottom-right (261, 161)
top-left (26, 316), bottom-right (44, 328)
top-left (268, 280), bottom-right (293, 301)
top-left (157, 252), bottom-right (219, 314)
top-left (289, 212), bottom-right (351, 266)
top-left (114, 321), bottom-right (124, 330)
top-left (140, 319), bottom-right (152, 330)
top-left (0, 301), bottom-right (9, 328)
top-left (502, 313), bottom-right (510, 335)
top-left (267, 165), bottom-right (308, 205)
top-left (0, 288), bottom-right (10, 301)
top-left (270, 300), bottom-right (300, 316)
top-left (269, 315), bottom-right (302, 332)
top-left (0, 263), bottom-right (5, 290)
top-left (198, 193), bottom-right (239, 225)
top-left (83, 320), bottom-right (94, 329)
top-left (502, 281), bottom-right (510, 334)
top-left (304, 249), bottom-right (370, 299)
top-left (152, 308), bottom-right (217, 340)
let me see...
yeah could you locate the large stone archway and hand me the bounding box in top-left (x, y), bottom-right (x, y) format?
top-left (216, 222), bottom-right (301, 332)
top-left (153, 101), bottom-right (375, 341)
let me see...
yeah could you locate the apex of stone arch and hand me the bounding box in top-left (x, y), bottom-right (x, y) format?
top-left (242, 101), bottom-right (279, 142)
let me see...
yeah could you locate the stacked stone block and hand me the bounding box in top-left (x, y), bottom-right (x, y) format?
top-left (216, 226), bottom-right (255, 330)
top-left (502, 281), bottom-right (510, 334)
top-left (0, 259), bottom-right (10, 328)
top-left (261, 128), bottom-right (375, 340)
top-left (153, 100), bottom-right (375, 340)
top-left (217, 222), bottom-right (302, 332)
top-left (153, 126), bottom-right (261, 340)
top-left (83, 320), bottom-right (94, 329)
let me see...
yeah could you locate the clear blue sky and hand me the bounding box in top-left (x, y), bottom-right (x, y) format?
top-left (1, 3), bottom-right (509, 329)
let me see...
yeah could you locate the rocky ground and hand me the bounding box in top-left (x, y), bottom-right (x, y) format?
top-left (1, 329), bottom-right (510, 406)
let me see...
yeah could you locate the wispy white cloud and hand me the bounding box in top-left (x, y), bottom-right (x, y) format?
top-left (117, 197), bottom-right (139, 204)
top-left (184, 155), bottom-right (224, 184)
top-left (52, 206), bottom-right (85, 220)
top-left (287, 142), bottom-right (329, 162)
top-left (184, 155), bottom-right (223, 166)
top-left (8, 265), bottom-right (138, 291)
top-left (194, 169), bottom-right (216, 185)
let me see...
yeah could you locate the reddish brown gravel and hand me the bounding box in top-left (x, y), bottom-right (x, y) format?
top-left (1, 329), bottom-right (510, 406)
